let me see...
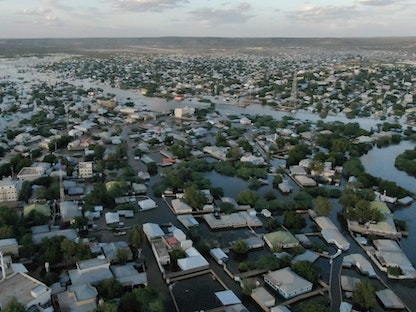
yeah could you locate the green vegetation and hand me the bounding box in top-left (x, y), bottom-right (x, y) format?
top-left (395, 147), bottom-right (416, 176)
top-left (352, 281), bottom-right (377, 311)
top-left (292, 261), bottom-right (320, 283)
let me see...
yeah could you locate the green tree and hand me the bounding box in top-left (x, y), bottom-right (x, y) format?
top-left (18, 181), bottom-right (32, 203)
top-left (353, 280), bottom-right (377, 311)
top-left (184, 185), bottom-right (206, 210)
top-left (315, 196), bottom-right (331, 216)
top-left (147, 162), bottom-right (158, 176)
top-left (283, 211), bottom-right (306, 231)
top-left (61, 238), bottom-right (77, 261)
top-left (116, 248), bottom-right (128, 264)
top-left (2, 297), bottom-right (25, 312)
top-left (129, 224), bottom-right (146, 258)
top-left (232, 239), bottom-right (249, 255)
top-left (292, 260), bottom-right (320, 283)
top-left (237, 189), bottom-right (259, 206)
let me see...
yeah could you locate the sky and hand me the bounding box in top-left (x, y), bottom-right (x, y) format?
top-left (0, 0), bottom-right (414, 39)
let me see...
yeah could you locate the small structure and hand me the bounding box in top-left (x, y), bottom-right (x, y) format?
top-left (264, 267), bottom-right (313, 299)
top-left (342, 254), bottom-right (376, 277)
top-left (292, 250), bottom-right (319, 264)
top-left (68, 258), bottom-right (112, 286)
top-left (251, 287), bottom-right (275, 310)
top-left (264, 231), bottom-right (299, 250)
top-left (171, 198), bottom-right (193, 214)
top-left (0, 238), bottom-right (19, 257)
top-left (177, 247), bottom-right (209, 272)
top-left (138, 198), bottom-right (157, 211)
top-left (215, 290), bottom-right (241, 306)
top-left (376, 288), bottom-right (405, 310)
top-left (104, 212), bottom-right (120, 225)
top-left (60, 201), bottom-right (82, 224)
top-left (210, 248), bottom-right (229, 265)
top-left (142, 223), bottom-right (165, 240)
top-left (315, 216), bottom-right (349, 251)
top-left (111, 262), bottom-right (148, 287)
top-left (177, 214), bottom-right (199, 229)
top-left (57, 284), bottom-right (98, 312)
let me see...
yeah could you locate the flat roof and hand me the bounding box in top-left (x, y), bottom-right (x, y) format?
top-left (376, 289), bottom-right (405, 310)
top-left (215, 290), bottom-right (241, 306)
top-left (264, 231), bottom-right (299, 246)
top-left (0, 272), bottom-right (50, 308)
top-left (265, 267), bottom-right (312, 295)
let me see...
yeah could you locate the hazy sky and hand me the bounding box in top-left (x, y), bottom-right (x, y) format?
top-left (0, 0), bottom-right (414, 38)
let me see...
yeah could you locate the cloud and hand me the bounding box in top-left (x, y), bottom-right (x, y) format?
top-left (356, 0), bottom-right (404, 6)
top-left (20, 7), bottom-right (52, 16)
top-left (111, 0), bottom-right (188, 12)
top-left (189, 2), bottom-right (254, 25)
top-left (286, 4), bottom-right (359, 23)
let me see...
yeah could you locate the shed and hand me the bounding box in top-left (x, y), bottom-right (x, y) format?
top-left (376, 289), bottom-right (405, 310)
top-left (142, 223), bottom-right (164, 240)
top-left (251, 287), bottom-right (275, 308)
top-left (215, 290), bottom-right (241, 306)
top-left (138, 198), bottom-right (157, 211)
top-left (105, 212), bottom-right (120, 225)
top-left (210, 248), bottom-right (229, 265)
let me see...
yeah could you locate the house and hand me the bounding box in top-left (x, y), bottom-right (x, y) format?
top-left (251, 287), bottom-right (275, 310)
top-left (171, 198), bottom-right (193, 214)
top-left (78, 162), bottom-right (93, 179)
top-left (137, 198), bottom-right (157, 211)
top-left (177, 247), bottom-right (209, 272)
top-left (56, 284), bottom-right (98, 312)
top-left (215, 290), bottom-right (241, 306)
top-left (0, 238), bottom-right (19, 257)
top-left (0, 272), bottom-right (52, 310)
top-left (31, 227), bottom-right (78, 245)
top-left (264, 267), bottom-right (313, 299)
top-left (60, 201), bottom-right (82, 224)
top-left (68, 258), bottom-right (113, 286)
top-left (17, 166), bottom-right (44, 181)
top-left (101, 241), bottom-right (133, 263)
top-left (264, 231), bottom-right (299, 249)
top-left (315, 216), bottom-right (349, 251)
top-left (0, 179), bottom-right (18, 202)
top-left (210, 248), bottom-right (229, 265)
top-left (104, 212), bottom-right (120, 225)
top-left (111, 262), bottom-right (148, 287)
top-left (376, 289), bottom-right (405, 310)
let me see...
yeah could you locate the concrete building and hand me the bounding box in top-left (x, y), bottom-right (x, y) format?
top-left (0, 179), bottom-right (18, 202)
top-left (57, 284), bottom-right (98, 312)
top-left (68, 258), bottom-right (113, 286)
top-left (263, 231), bottom-right (299, 250)
top-left (0, 272), bottom-right (52, 310)
top-left (315, 216), bottom-right (350, 251)
top-left (78, 162), bottom-right (93, 179)
top-left (16, 166), bottom-right (44, 181)
top-left (264, 267), bottom-right (313, 299)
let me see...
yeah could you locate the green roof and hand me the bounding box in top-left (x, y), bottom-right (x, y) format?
top-left (24, 204), bottom-right (49, 217)
top-left (264, 231), bottom-right (298, 246)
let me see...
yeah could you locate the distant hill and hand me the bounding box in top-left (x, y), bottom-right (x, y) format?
top-left (0, 37), bottom-right (415, 56)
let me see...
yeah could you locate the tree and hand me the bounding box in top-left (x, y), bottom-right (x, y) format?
top-left (237, 189), bottom-right (259, 206)
top-left (147, 162), bottom-right (158, 176)
top-left (116, 248), bottom-right (128, 264)
top-left (18, 181), bottom-right (32, 202)
top-left (292, 260), bottom-right (320, 283)
top-left (3, 297), bottom-right (25, 312)
top-left (61, 238), bottom-right (77, 261)
top-left (353, 280), bottom-right (377, 310)
top-left (315, 196), bottom-right (331, 216)
top-left (129, 224), bottom-right (146, 256)
top-left (283, 211), bottom-right (306, 231)
top-left (41, 236), bottom-right (65, 265)
top-left (227, 146), bottom-right (242, 160)
top-left (184, 185), bottom-right (206, 210)
top-left (232, 239), bottom-right (249, 254)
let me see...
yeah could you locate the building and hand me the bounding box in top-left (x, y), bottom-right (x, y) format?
top-left (263, 231), bottom-right (299, 249)
top-left (0, 179), bottom-right (18, 202)
top-left (315, 216), bottom-right (350, 251)
top-left (60, 201), bottom-right (82, 223)
top-left (68, 258), bottom-right (113, 286)
top-left (0, 238), bottom-right (19, 257)
top-left (16, 166), bottom-right (44, 181)
top-left (0, 272), bottom-right (52, 310)
top-left (78, 162), bottom-right (93, 179)
top-left (264, 267), bottom-right (313, 299)
top-left (251, 287), bottom-right (275, 310)
top-left (57, 284), bottom-right (98, 312)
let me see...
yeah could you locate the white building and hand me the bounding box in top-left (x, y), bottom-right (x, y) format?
top-left (264, 267), bottom-right (313, 299)
top-left (0, 179), bottom-right (18, 202)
